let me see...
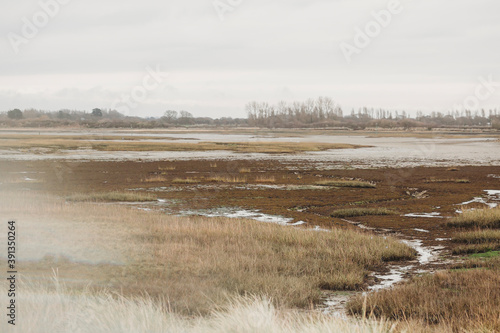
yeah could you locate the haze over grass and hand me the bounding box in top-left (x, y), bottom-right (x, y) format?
top-left (0, 191), bottom-right (414, 314)
top-left (0, 280), bottom-right (397, 333)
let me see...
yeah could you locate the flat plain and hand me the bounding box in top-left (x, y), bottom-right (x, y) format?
top-left (1, 128), bottom-right (499, 332)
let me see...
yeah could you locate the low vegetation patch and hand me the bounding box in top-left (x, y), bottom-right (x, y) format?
top-left (206, 175), bottom-right (247, 183)
top-left (469, 251), bottom-right (500, 258)
top-left (330, 208), bottom-right (396, 218)
top-left (424, 178), bottom-right (470, 183)
top-left (448, 207), bottom-right (500, 228)
top-left (452, 229), bottom-right (500, 244)
top-left (452, 243), bottom-right (500, 255)
top-left (171, 177), bottom-right (200, 184)
top-left (255, 175), bottom-right (276, 183)
top-left (0, 134), bottom-right (367, 154)
top-left (316, 180), bottom-right (376, 188)
top-left (143, 175), bottom-right (168, 182)
top-left (66, 191), bottom-right (156, 202)
top-left (347, 267), bottom-right (500, 331)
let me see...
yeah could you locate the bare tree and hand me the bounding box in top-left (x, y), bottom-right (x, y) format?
top-left (162, 110), bottom-right (178, 122)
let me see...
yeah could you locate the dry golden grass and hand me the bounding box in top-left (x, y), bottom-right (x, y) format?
top-left (330, 208), bottom-right (396, 218)
top-left (347, 265), bottom-right (500, 332)
top-left (66, 191), bottom-right (156, 202)
top-left (0, 191), bottom-right (414, 315)
top-left (0, 280), bottom-right (400, 333)
top-left (206, 175), bottom-right (247, 183)
top-left (143, 175), bottom-right (168, 182)
top-left (238, 167), bottom-right (251, 173)
top-left (171, 177), bottom-right (200, 184)
top-left (255, 175), bottom-right (276, 183)
top-left (452, 243), bottom-right (500, 255)
top-left (452, 229), bottom-right (500, 244)
top-left (0, 134), bottom-right (367, 154)
top-left (141, 215), bottom-right (415, 312)
top-left (448, 207), bottom-right (500, 228)
top-left (451, 229), bottom-right (500, 254)
top-left (316, 180), bottom-right (376, 188)
top-left (210, 162), bottom-right (218, 168)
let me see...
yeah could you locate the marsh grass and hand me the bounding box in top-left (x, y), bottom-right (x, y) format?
top-left (424, 178), bottom-right (470, 183)
top-left (171, 177), bottom-right (201, 184)
top-left (316, 180), bottom-right (376, 188)
top-left (66, 191), bottom-right (156, 202)
top-left (469, 251), bottom-right (500, 258)
top-left (452, 243), bottom-right (500, 255)
top-left (452, 230), bottom-right (500, 244)
top-left (0, 135), bottom-right (367, 154)
top-left (238, 167), bottom-right (251, 173)
top-left (144, 175), bottom-right (168, 182)
top-left (255, 175), bottom-right (276, 183)
top-left (448, 207), bottom-right (500, 228)
top-left (0, 191), bottom-right (414, 315)
top-left (0, 280), bottom-right (398, 333)
top-left (206, 175), bottom-right (247, 183)
top-left (347, 267), bottom-right (500, 331)
top-left (330, 208), bottom-right (397, 218)
top-left (130, 214), bottom-right (415, 311)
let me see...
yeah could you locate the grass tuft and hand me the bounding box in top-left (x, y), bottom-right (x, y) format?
top-left (255, 175), bottom-right (276, 183)
top-left (448, 207), bottom-right (500, 229)
top-left (66, 191), bottom-right (156, 202)
top-left (452, 230), bottom-right (500, 244)
top-left (452, 243), bottom-right (500, 255)
top-left (172, 177), bottom-right (200, 184)
top-left (330, 208), bottom-right (397, 218)
top-left (206, 175), bottom-right (247, 183)
top-left (424, 178), bottom-right (470, 183)
top-left (316, 180), bottom-right (376, 188)
top-left (143, 175), bottom-right (168, 182)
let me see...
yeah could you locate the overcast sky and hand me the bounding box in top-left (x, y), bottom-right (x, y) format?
top-left (1, 0), bottom-right (499, 118)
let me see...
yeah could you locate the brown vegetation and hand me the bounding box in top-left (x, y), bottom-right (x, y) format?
top-left (316, 180), bottom-right (376, 188)
top-left (448, 207), bottom-right (500, 228)
top-left (347, 264), bottom-right (500, 331)
top-left (66, 191), bottom-right (156, 202)
top-left (330, 208), bottom-right (396, 218)
top-left (0, 134), bottom-right (366, 154)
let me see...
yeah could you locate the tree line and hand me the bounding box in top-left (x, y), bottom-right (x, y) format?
top-left (2, 98), bottom-right (500, 130)
top-left (246, 97), bottom-right (500, 129)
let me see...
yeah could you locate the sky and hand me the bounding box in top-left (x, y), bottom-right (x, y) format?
top-left (1, 0), bottom-right (500, 118)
